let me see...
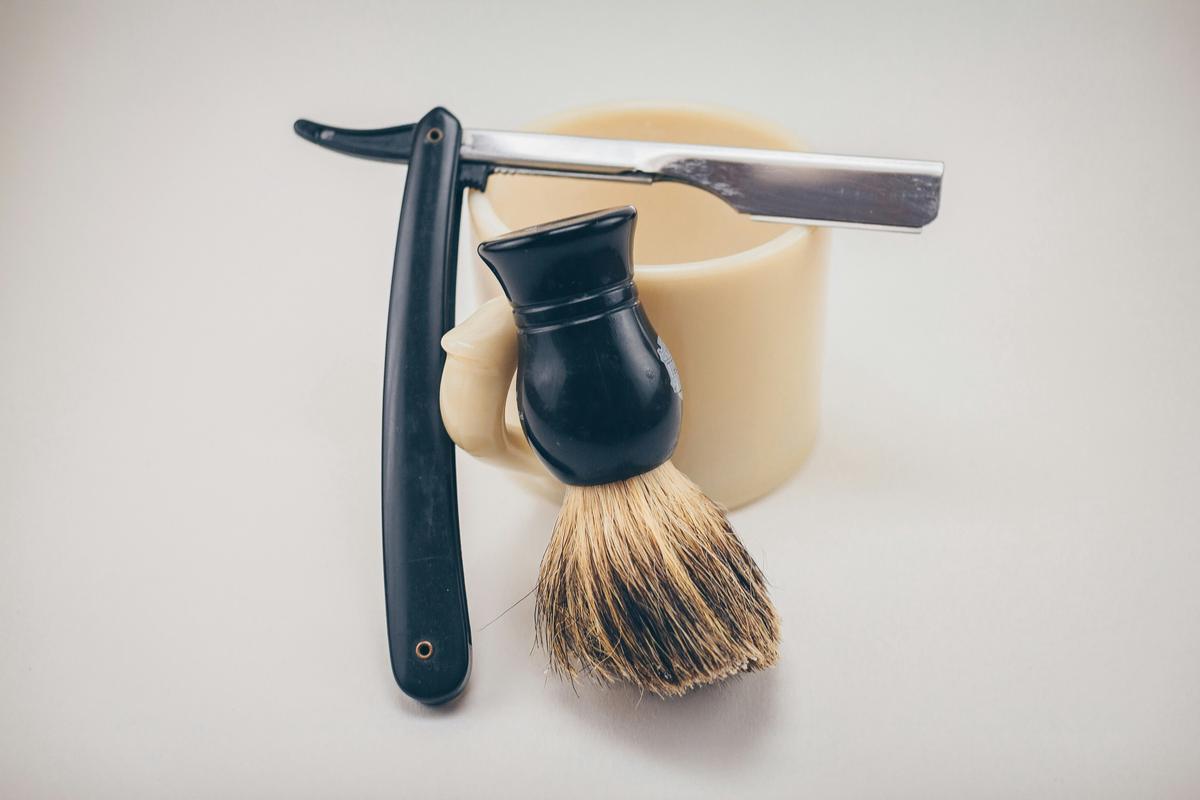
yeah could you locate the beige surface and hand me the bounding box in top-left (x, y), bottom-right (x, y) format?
top-left (453, 104), bottom-right (828, 508)
top-left (3, 2), bottom-right (1200, 799)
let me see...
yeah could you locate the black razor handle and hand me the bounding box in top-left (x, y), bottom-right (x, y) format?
top-left (381, 107), bottom-right (470, 704)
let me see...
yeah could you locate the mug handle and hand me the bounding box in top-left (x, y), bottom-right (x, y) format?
top-left (440, 298), bottom-right (544, 476)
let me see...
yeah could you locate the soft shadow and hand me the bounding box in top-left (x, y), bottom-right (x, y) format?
top-left (554, 667), bottom-right (782, 770)
top-left (391, 678), bottom-right (476, 718)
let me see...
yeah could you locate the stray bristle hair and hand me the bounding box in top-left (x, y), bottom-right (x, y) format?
top-left (535, 460), bottom-right (780, 697)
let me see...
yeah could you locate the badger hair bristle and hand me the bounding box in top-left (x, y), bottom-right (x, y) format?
top-left (535, 460), bottom-right (780, 697)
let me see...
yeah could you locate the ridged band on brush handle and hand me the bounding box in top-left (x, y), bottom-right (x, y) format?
top-left (511, 282), bottom-right (638, 331)
top-left (381, 107), bottom-right (470, 704)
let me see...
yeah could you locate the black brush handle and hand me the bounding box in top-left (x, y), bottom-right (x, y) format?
top-left (477, 207), bottom-right (682, 487)
top-left (382, 107), bottom-right (470, 704)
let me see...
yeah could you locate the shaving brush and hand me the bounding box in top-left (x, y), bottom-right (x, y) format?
top-left (478, 206), bottom-right (780, 697)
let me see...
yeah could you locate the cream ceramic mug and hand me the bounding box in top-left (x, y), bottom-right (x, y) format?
top-left (440, 104), bottom-right (829, 509)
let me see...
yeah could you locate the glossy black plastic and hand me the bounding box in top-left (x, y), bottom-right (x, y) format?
top-left (293, 118), bottom-right (416, 163)
top-left (292, 117), bottom-right (491, 191)
top-left (378, 108), bottom-right (470, 704)
top-left (478, 207), bottom-right (682, 487)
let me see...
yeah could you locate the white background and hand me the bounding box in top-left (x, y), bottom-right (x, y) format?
top-left (3, 1), bottom-right (1199, 797)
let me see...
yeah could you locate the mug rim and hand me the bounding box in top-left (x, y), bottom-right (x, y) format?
top-left (467, 101), bottom-right (811, 277)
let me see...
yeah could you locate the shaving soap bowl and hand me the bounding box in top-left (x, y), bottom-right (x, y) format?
top-left (441, 103), bottom-right (829, 509)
